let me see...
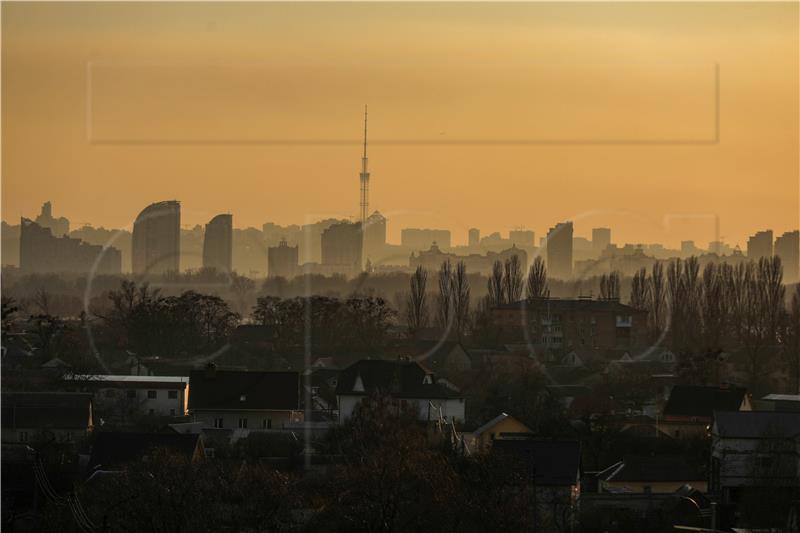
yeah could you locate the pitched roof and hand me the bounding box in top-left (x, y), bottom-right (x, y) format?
top-left (188, 370), bottom-right (299, 411)
top-left (335, 359), bottom-right (461, 399)
top-left (88, 432), bottom-right (202, 469)
top-left (1, 392), bottom-right (92, 430)
top-left (663, 385), bottom-right (747, 418)
top-left (491, 439), bottom-right (581, 486)
top-left (604, 455), bottom-right (704, 483)
top-left (495, 298), bottom-right (642, 315)
top-left (713, 411), bottom-right (800, 439)
top-left (472, 412), bottom-right (531, 436)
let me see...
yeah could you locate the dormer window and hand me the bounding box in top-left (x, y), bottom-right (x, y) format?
top-left (240, 394), bottom-right (246, 402)
top-left (423, 374), bottom-right (433, 385)
top-left (353, 374), bottom-right (365, 392)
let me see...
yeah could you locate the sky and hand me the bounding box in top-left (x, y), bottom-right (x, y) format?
top-left (2, 2), bottom-right (798, 249)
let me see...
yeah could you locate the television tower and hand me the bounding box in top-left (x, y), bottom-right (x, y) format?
top-left (359, 105), bottom-right (370, 228)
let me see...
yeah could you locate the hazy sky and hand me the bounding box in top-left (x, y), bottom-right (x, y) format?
top-left (2, 2), bottom-right (798, 248)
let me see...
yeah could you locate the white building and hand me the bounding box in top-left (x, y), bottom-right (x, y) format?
top-left (64, 374), bottom-right (189, 419)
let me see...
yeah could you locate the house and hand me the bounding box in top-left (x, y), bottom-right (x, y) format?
top-left (402, 340), bottom-right (472, 378)
top-left (759, 393), bottom-right (800, 412)
top-left (661, 384), bottom-right (750, 439)
top-left (63, 374), bottom-right (189, 420)
top-left (463, 412), bottom-right (532, 454)
top-left (188, 366), bottom-right (302, 435)
top-left (492, 438), bottom-right (582, 531)
top-left (1, 392), bottom-right (93, 444)
top-left (335, 359), bottom-right (465, 424)
top-left (88, 431), bottom-right (204, 470)
top-left (598, 455), bottom-right (707, 493)
top-left (710, 410), bottom-right (800, 506)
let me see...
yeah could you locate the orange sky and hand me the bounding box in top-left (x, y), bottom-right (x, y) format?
top-left (2, 2), bottom-right (798, 248)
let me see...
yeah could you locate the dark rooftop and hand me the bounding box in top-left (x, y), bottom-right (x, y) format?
top-left (335, 359), bottom-right (461, 399)
top-left (491, 438), bottom-right (581, 486)
top-left (1, 392), bottom-right (92, 430)
top-left (188, 369), bottom-right (299, 411)
top-left (88, 432), bottom-right (202, 470)
top-left (604, 455), bottom-right (704, 483)
top-left (713, 410), bottom-right (800, 439)
top-left (663, 385), bottom-right (747, 418)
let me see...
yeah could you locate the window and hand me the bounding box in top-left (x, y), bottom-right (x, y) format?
top-left (213, 418), bottom-right (224, 428)
top-left (19, 431), bottom-right (28, 442)
top-left (262, 418), bottom-right (272, 429)
top-left (126, 390), bottom-right (136, 399)
top-left (239, 394), bottom-right (247, 402)
top-left (168, 390), bottom-right (178, 400)
top-left (147, 390), bottom-right (157, 399)
top-left (238, 418), bottom-right (248, 429)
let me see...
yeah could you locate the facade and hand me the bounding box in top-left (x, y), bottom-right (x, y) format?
top-left (547, 221), bottom-right (573, 279)
top-left (188, 368), bottom-right (302, 435)
top-left (509, 229), bottom-right (535, 248)
top-left (267, 238), bottom-right (299, 279)
top-left (662, 385), bottom-right (751, 439)
top-left (774, 230), bottom-right (799, 283)
top-left (363, 211), bottom-right (387, 265)
top-left (401, 228), bottom-right (452, 251)
top-left (468, 228), bottom-right (480, 247)
top-left (592, 227), bottom-right (611, 254)
top-left (1, 392), bottom-right (93, 444)
top-left (747, 229), bottom-right (773, 260)
top-left (491, 297), bottom-right (648, 352)
top-left (202, 213), bottom-right (233, 274)
top-left (64, 375), bottom-right (189, 420)
top-left (132, 200), bottom-right (181, 275)
top-left (599, 455), bottom-right (707, 493)
top-left (19, 218), bottom-right (121, 274)
top-left (335, 359), bottom-right (465, 424)
top-left (34, 201), bottom-right (69, 236)
top-left (320, 221), bottom-right (362, 278)
top-left (464, 413), bottom-right (532, 454)
top-left (410, 243), bottom-right (527, 275)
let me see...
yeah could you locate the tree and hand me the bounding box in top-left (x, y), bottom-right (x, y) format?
top-left (782, 285), bottom-right (800, 393)
top-left (525, 256), bottom-right (550, 300)
top-left (629, 268), bottom-right (649, 311)
top-left (487, 260), bottom-right (505, 307)
top-left (503, 255), bottom-right (524, 304)
top-left (229, 273), bottom-right (256, 317)
top-left (406, 266), bottom-right (429, 338)
top-left (436, 260), bottom-right (454, 332)
top-left (451, 261), bottom-right (471, 341)
top-left (599, 271), bottom-right (621, 300)
top-left (648, 262), bottom-right (666, 342)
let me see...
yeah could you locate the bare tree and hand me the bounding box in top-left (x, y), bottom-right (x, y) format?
top-left (487, 260), bottom-right (505, 307)
top-left (436, 260), bottom-right (454, 331)
top-left (629, 268), bottom-right (649, 311)
top-left (599, 271), bottom-right (621, 300)
top-left (782, 285), bottom-right (800, 393)
top-left (648, 262), bottom-right (666, 342)
top-left (230, 274), bottom-right (256, 317)
top-left (525, 257), bottom-right (550, 300)
top-left (451, 261), bottom-right (471, 341)
top-left (503, 255), bottom-right (524, 303)
top-left (405, 266), bottom-right (429, 338)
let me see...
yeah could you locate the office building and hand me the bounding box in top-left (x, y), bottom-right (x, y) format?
top-left (468, 228), bottom-right (480, 248)
top-left (202, 214), bottom-right (233, 274)
top-left (363, 211), bottom-right (386, 265)
top-left (19, 218), bottom-right (121, 274)
top-left (321, 221), bottom-right (363, 277)
top-left (775, 230), bottom-right (799, 283)
top-left (268, 238), bottom-right (299, 279)
top-left (747, 230), bottom-right (773, 260)
top-left (34, 201), bottom-right (69, 236)
top-left (509, 229), bottom-right (535, 248)
top-left (547, 222), bottom-right (573, 279)
top-left (592, 228), bottom-right (611, 254)
top-left (132, 200), bottom-right (181, 275)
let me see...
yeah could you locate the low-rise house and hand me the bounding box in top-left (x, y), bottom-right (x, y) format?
top-left (463, 412), bottom-right (532, 454)
top-left (710, 410), bottom-right (800, 505)
top-left (336, 359), bottom-right (465, 424)
top-left (662, 384), bottom-right (750, 439)
top-left (88, 431), bottom-right (204, 470)
top-left (759, 393), bottom-right (800, 412)
top-left (64, 374), bottom-right (189, 419)
top-left (598, 455), bottom-right (706, 493)
top-left (188, 366), bottom-right (302, 436)
top-left (1, 392), bottom-right (93, 444)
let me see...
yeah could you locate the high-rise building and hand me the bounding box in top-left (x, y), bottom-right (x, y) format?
top-left (321, 221), bottom-right (363, 277)
top-left (20, 218), bottom-right (121, 274)
top-left (202, 214), bottom-right (233, 274)
top-left (401, 228), bottom-right (451, 251)
top-left (34, 201), bottom-right (69, 237)
top-left (132, 200), bottom-right (181, 276)
top-left (468, 228), bottom-right (480, 247)
top-left (747, 230), bottom-right (773, 260)
top-left (775, 230), bottom-right (799, 283)
top-left (547, 221), bottom-right (573, 279)
top-left (363, 211), bottom-right (386, 264)
top-left (592, 228), bottom-right (611, 254)
top-left (509, 229), bottom-right (535, 248)
top-left (681, 240), bottom-right (699, 257)
top-left (268, 238), bottom-right (299, 279)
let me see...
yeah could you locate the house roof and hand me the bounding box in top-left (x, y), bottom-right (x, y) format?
top-left (1, 392), bottom-right (92, 430)
top-left (663, 385), bottom-right (747, 418)
top-left (335, 359), bottom-right (461, 399)
top-left (491, 438), bottom-right (581, 486)
top-left (713, 411), bottom-right (800, 439)
top-left (472, 412), bottom-right (531, 437)
top-left (495, 298), bottom-right (643, 315)
top-left (603, 455), bottom-right (704, 483)
top-left (188, 369), bottom-right (299, 411)
top-left (88, 432), bottom-right (202, 469)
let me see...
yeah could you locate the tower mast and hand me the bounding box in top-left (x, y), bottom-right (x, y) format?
top-left (359, 105), bottom-right (370, 228)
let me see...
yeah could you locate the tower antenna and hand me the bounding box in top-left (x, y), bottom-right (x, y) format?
top-left (359, 105), bottom-right (370, 228)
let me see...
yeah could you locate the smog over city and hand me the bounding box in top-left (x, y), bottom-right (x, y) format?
top-left (1, 3), bottom-right (798, 533)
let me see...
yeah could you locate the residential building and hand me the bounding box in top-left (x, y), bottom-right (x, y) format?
top-left (202, 213), bottom-right (233, 274)
top-left (547, 222), bottom-right (573, 279)
top-left (268, 238), bottom-right (299, 279)
top-left (335, 359), bottom-right (465, 424)
top-left (64, 374), bottom-right (189, 420)
top-left (363, 211), bottom-right (387, 264)
top-left (88, 432), bottom-right (204, 470)
top-left (592, 227), bottom-right (611, 255)
top-left (774, 230), bottom-right (799, 283)
top-left (1, 392), bottom-right (93, 444)
top-left (410, 243), bottom-right (527, 275)
top-left (464, 413), bottom-right (532, 454)
top-left (401, 228), bottom-right (451, 251)
top-left (321, 221), bottom-right (362, 278)
top-left (19, 218), bottom-right (121, 274)
top-left (747, 230), bottom-right (773, 260)
top-left (34, 201), bottom-right (69, 236)
top-left (662, 385), bottom-right (750, 439)
top-left (132, 200), bottom-right (181, 275)
top-left (599, 455), bottom-right (707, 493)
top-left (509, 229), bottom-right (535, 248)
top-left (760, 393), bottom-right (800, 412)
top-left (468, 228), bottom-right (480, 247)
top-left (188, 367), bottom-right (302, 434)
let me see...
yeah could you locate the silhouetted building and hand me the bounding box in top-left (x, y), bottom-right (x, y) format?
top-left (363, 211), bottom-right (386, 264)
top-left (747, 230), bottom-right (773, 260)
top-left (132, 201), bottom-right (181, 275)
top-left (34, 201), bottom-right (69, 237)
top-left (19, 218), bottom-right (121, 274)
top-left (592, 227), bottom-right (611, 254)
top-left (509, 229), bottom-right (535, 248)
top-left (775, 230), bottom-right (799, 283)
top-left (321, 221), bottom-right (362, 277)
top-left (681, 240), bottom-right (699, 257)
top-left (268, 238), bottom-right (299, 279)
top-left (202, 214), bottom-right (233, 274)
top-left (547, 222), bottom-right (573, 279)
top-left (411, 243), bottom-right (527, 275)
top-left (401, 228), bottom-right (451, 251)
top-left (468, 228), bottom-right (480, 247)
